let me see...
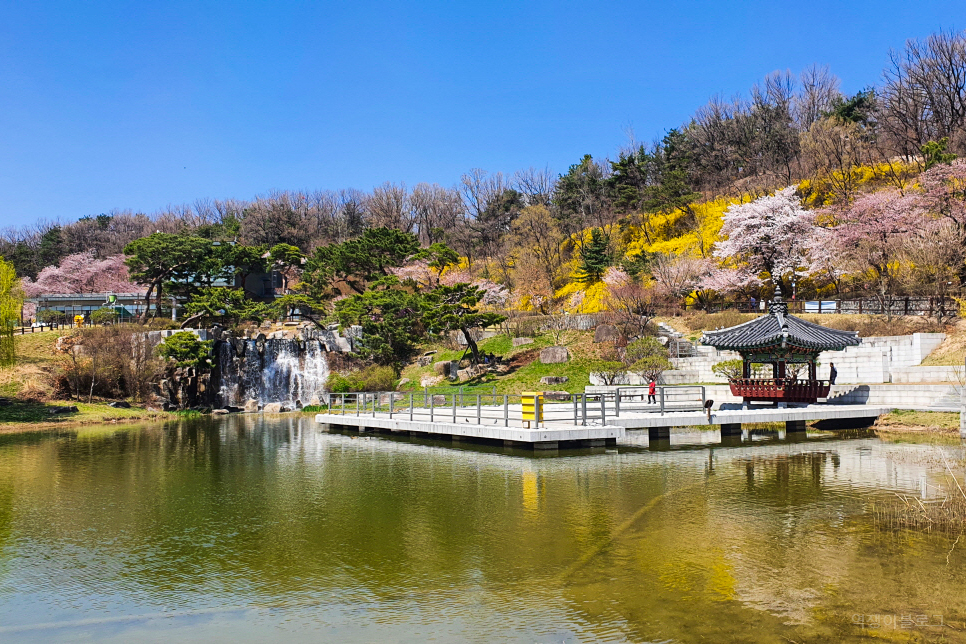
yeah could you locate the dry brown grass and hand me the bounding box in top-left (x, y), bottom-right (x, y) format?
top-left (920, 319), bottom-right (966, 366)
top-left (871, 494), bottom-right (966, 535)
top-left (875, 410), bottom-right (960, 433)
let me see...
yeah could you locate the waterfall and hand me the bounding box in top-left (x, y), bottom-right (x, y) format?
top-left (216, 338), bottom-right (330, 408)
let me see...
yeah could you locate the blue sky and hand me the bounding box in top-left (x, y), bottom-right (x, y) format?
top-left (0, 1), bottom-right (962, 227)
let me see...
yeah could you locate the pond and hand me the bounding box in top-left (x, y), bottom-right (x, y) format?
top-left (0, 417), bottom-right (963, 643)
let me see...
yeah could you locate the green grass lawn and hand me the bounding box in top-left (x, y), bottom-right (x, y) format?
top-left (0, 399), bottom-right (166, 429)
top-left (399, 329), bottom-right (619, 395)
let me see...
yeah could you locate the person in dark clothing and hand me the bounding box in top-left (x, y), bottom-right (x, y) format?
top-left (829, 362), bottom-right (837, 385)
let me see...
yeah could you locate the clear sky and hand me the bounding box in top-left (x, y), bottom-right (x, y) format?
top-left (0, 1), bottom-right (962, 227)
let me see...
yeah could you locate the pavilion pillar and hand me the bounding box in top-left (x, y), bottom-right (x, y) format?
top-left (808, 360), bottom-right (816, 381)
top-left (777, 361), bottom-right (786, 380)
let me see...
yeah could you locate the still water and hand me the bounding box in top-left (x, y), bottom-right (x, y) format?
top-left (0, 417), bottom-right (963, 643)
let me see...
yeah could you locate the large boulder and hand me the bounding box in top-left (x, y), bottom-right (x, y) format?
top-left (433, 361), bottom-right (454, 376)
top-left (417, 355), bottom-right (433, 367)
top-left (544, 391), bottom-right (571, 402)
top-left (262, 402), bottom-right (283, 413)
top-left (540, 346), bottom-right (569, 364)
top-left (244, 399), bottom-right (259, 413)
top-left (512, 337), bottom-right (534, 346)
top-left (420, 375), bottom-right (443, 387)
top-left (594, 324), bottom-right (620, 343)
top-left (540, 376), bottom-right (569, 385)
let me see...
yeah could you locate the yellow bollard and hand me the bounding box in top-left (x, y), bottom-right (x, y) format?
top-left (521, 391), bottom-right (544, 428)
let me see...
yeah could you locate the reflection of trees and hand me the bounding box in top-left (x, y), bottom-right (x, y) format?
top-left (0, 425), bottom-right (964, 640)
top-left (0, 419), bottom-right (675, 609)
top-left (735, 451), bottom-right (835, 506)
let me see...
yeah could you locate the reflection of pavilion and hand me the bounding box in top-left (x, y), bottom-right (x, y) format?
top-left (701, 288), bottom-right (860, 405)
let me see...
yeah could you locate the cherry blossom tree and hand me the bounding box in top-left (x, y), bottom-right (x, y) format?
top-left (650, 253), bottom-right (711, 299)
top-left (819, 189), bottom-right (925, 315)
top-left (388, 259), bottom-right (436, 290)
top-left (918, 158), bottom-right (966, 282)
top-left (804, 225), bottom-right (845, 295)
top-left (711, 187), bottom-right (815, 293)
top-left (22, 252), bottom-right (144, 297)
top-left (603, 268), bottom-right (661, 340)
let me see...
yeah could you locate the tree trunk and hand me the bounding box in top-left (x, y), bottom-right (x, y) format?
top-left (140, 283), bottom-right (156, 324)
top-left (180, 312), bottom-right (205, 329)
top-left (461, 326), bottom-right (481, 364)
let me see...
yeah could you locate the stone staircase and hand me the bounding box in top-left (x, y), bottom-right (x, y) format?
top-left (656, 322), bottom-right (697, 358)
top-left (926, 391), bottom-right (961, 412)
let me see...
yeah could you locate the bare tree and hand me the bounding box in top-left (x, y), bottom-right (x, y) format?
top-left (879, 31), bottom-right (966, 161)
top-left (410, 183), bottom-right (463, 244)
top-left (513, 166), bottom-right (556, 207)
top-left (794, 64), bottom-right (842, 129)
top-left (801, 117), bottom-right (873, 202)
top-left (367, 182), bottom-right (414, 232)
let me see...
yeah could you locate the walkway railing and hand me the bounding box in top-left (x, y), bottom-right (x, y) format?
top-left (322, 385), bottom-right (706, 428)
top-left (14, 322), bottom-right (62, 334)
top-left (683, 296), bottom-right (958, 317)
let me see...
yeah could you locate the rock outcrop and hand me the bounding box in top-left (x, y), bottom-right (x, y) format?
top-left (539, 346), bottom-right (570, 364)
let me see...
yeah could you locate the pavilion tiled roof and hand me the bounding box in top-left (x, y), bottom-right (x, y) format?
top-left (700, 291), bottom-right (859, 352)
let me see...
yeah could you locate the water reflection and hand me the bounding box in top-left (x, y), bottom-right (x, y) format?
top-left (0, 416), bottom-right (962, 643)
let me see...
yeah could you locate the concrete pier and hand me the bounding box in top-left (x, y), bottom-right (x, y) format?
top-left (315, 413), bottom-right (623, 449)
top-left (317, 401), bottom-right (891, 452)
top-left (720, 423), bottom-right (742, 436)
top-left (611, 404), bottom-right (890, 433)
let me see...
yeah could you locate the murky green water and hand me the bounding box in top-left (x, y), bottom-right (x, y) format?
top-left (0, 417), bottom-right (963, 643)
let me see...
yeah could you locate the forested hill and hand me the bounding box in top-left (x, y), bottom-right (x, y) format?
top-left (7, 30), bottom-right (966, 322)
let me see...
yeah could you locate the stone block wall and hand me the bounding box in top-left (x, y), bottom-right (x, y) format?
top-left (660, 333), bottom-right (948, 385)
top-left (586, 383), bottom-right (960, 411)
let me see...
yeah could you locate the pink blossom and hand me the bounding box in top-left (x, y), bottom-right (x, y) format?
top-left (713, 187), bottom-right (814, 281)
top-left (700, 266), bottom-right (761, 293)
top-left (439, 267), bottom-right (475, 286)
top-left (602, 267), bottom-right (631, 288)
top-left (388, 259), bottom-right (436, 289)
top-left (22, 252), bottom-right (144, 297)
top-left (472, 279), bottom-right (509, 307)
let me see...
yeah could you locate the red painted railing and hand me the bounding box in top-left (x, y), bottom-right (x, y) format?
top-left (729, 378), bottom-right (831, 403)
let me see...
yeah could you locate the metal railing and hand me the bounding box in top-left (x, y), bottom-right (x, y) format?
top-left (683, 296), bottom-right (959, 317)
top-left (322, 385), bottom-right (706, 428)
top-left (14, 322), bottom-right (62, 334)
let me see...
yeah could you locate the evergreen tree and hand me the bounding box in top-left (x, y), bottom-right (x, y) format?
top-left (921, 138), bottom-right (958, 170)
top-left (305, 227), bottom-right (420, 296)
top-left (644, 130), bottom-right (701, 217)
top-left (553, 154), bottom-right (610, 232)
top-left (577, 228), bottom-right (611, 284)
top-left (334, 277), bottom-right (425, 368)
top-left (420, 283), bottom-right (506, 364)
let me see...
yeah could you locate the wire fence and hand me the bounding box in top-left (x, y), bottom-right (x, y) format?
top-left (322, 385), bottom-right (706, 428)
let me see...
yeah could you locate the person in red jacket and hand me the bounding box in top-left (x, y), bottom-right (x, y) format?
top-left (648, 378), bottom-right (657, 404)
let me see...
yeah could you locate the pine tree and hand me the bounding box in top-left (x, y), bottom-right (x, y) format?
top-left (578, 228), bottom-right (611, 284)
